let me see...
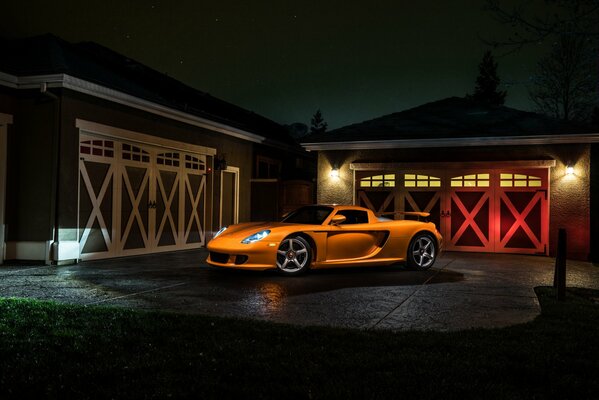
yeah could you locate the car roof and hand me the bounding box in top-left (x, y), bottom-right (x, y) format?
top-left (317, 204), bottom-right (371, 212)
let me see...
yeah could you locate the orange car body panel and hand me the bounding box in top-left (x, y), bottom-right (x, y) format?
top-left (206, 205), bottom-right (443, 271)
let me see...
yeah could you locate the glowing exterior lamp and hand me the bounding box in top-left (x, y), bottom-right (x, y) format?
top-left (330, 167), bottom-right (340, 179)
top-left (566, 166), bottom-right (574, 175)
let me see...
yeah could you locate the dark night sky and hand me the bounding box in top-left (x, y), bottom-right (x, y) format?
top-left (3, 0), bottom-right (551, 129)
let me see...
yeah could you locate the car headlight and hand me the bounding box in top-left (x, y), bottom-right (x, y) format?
top-left (241, 230), bottom-right (271, 244)
top-left (214, 226), bottom-right (227, 238)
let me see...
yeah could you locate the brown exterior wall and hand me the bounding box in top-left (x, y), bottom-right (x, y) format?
top-left (0, 87), bottom-right (56, 242)
top-left (316, 144), bottom-right (592, 260)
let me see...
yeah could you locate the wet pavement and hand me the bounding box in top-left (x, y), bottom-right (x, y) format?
top-left (1, 251), bottom-right (597, 331)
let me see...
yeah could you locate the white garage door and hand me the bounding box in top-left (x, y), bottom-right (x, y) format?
top-left (78, 132), bottom-right (209, 260)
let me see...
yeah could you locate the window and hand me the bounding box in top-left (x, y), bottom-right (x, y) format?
top-left (122, 143), bottom-right (149, 163)
top-left (360, 174), bottom-right (395, 188)
top-left (335, 210), bottom-right (369, 224)
top-left (500, 173), bottom-right (542, 187)
top-left (185, 154), bottom-right (206, 172)
top-left (80, 139), bottom-right (114, 158)
top-left (157, 152), bottom-right (180, 167)
top-left (404, 174), bottom-right (441, 188)
top-left (256, 156), bottom-right (281, 179)
top-left (451, 174), bottom-right (490, 187)
top-left (281, 206), bottom-right (333, 225)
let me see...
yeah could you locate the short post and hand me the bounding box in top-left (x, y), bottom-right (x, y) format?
top-left (553, 228), bottom-right (567, 301)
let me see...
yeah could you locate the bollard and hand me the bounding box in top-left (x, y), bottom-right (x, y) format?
top-left (553, 228), bottom-right (567, 301)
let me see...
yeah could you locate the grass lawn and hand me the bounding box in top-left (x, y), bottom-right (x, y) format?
top-left (1, 287), bottom-right (598, 399)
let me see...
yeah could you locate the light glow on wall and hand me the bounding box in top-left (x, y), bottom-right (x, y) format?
top-left (330, 168), bottom-right (340, 179)
top-left (566, 166), bottom-right (574, 175)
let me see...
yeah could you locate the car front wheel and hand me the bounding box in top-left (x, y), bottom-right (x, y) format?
top-left (276, 236), bottom-right (311, 275)
top-left (407, 233), bottom-right (437, 270)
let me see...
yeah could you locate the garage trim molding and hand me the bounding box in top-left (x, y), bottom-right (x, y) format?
top-left (76, 119), bottom-right (217, 156)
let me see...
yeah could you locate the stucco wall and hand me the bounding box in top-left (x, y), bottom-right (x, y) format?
top-left (316, 144), bottom-right (591, 260)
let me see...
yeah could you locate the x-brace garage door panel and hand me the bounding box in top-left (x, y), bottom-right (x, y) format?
top-left (495, 170), bottom-right (549, 254)
top-left (155, 167), bottom-right (180, 249)
top-left (182, 161), bottom-right (206, 246)
top-left (79, 134), bottom-right (208, 260)
top-left (400, 172), bottom-right (443, 229)
top-left (446, 189), bottom-right (494, 252)
top-left (79, 139), bottom-right (117, 258)
top-left (120, 163), bottom-right (151, 255)
top-left (356, 172), bottom-right (396, 215)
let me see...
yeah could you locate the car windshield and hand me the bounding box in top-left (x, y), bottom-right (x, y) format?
top-left (281, 206), bottom-right (334, 225)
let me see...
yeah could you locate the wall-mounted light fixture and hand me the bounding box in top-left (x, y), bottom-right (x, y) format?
top-left (330, 167), bottom-right (340, 179)
top-left (566, 165), bottom-right (574, 175)
top-left (215, 154), bottom-right (227, 171)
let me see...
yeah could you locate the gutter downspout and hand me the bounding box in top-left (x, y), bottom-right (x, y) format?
top-left (41, 83), bottom-right (62, 265)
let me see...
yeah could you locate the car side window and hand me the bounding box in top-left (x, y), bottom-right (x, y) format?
top-left (335, 210), bottom-right (369, 225)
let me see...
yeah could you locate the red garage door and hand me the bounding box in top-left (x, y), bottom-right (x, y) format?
top-left (356, 168), bottom-right (549, 255)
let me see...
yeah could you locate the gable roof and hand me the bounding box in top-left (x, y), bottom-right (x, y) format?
top-left (301, 97), bottom-right (598, 150)
top-left (0, 34), bottom-right (297, 146)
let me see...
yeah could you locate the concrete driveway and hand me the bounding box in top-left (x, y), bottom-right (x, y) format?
top-left (1, 251), bottom-right (597, 331)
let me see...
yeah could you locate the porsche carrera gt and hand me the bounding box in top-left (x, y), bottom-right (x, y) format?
top-left (206, 205), bottom-right (442, 275)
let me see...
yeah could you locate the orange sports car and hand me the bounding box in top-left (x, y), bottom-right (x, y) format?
top-left (207, 205), bottom-right (443, 275)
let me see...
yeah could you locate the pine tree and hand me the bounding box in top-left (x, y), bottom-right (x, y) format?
top-left (471, 51), bottom-right (506, 106)
top-left (310, 109), bottom-right (328, 134)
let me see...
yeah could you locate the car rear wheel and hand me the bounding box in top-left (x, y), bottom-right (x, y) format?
top-left (407, 233), bottom-right (436, 270)
top-left (276, 236), bottom-right (311, 275)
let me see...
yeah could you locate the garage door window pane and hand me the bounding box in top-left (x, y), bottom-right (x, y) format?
top-left (360, 174), bottom-right (395, 188)
top-left (405, 174), bottom-right (441, 188)
top-left (501, 173), bottom-right (543, 187)
top-left (451, 174), bottom-right (489, 187)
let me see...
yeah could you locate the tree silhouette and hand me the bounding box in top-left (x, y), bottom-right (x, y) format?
top-left (485, 0), bottom-right (599, 50)
top-left (471, 51), bottom-right (506, 106)
top-left (310, 109), bottom-right (328, 134)
top-left (529, 34), bottom-right (598, 121)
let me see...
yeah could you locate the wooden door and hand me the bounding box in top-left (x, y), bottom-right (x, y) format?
top-left (119, 143), bottom-right (152, 256)
top-left (495, 171), bottom-right (548, 254)
top-left (398, 172), bottom-right (443, 228)
top-left (79, 138), bottom-right (117, 259)
top-left (356, 172), bottom-right (396, 215)
top-left (445, 172), bottom-right (494, 252)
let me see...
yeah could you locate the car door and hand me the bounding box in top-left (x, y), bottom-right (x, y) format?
top-left (325, 209), bottom-right (388, 261)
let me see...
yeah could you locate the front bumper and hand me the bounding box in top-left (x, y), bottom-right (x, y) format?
top-left (206, 237), bottom-right (280, 270)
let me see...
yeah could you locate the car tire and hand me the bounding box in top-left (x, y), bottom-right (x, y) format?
top-left (406, 233), bottom-right (437, 270)
top-left (276, 236), bottom-right (312, 276)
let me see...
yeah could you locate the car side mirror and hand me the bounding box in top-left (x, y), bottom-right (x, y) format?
top-left (330, 214), bottom-right (346, 225)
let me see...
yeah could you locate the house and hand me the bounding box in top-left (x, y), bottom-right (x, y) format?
top-left (301, 97), bottom-right (599, 261)
top-left (0, 34), bottom-right (315, 264)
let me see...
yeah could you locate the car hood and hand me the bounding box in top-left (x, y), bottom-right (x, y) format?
top-left (216, 222), bottom-right (293, 239)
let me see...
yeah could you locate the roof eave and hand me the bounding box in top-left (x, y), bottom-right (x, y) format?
top-left (301, 134), bottom-right (599, 151)
top-left (0, 70), bottom-right (267, 144)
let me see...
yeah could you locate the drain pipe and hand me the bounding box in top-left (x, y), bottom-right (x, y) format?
top-left (41, 83), bottom-right (62, 265)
